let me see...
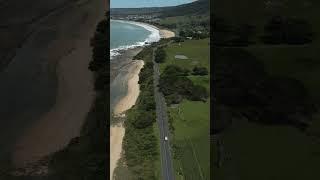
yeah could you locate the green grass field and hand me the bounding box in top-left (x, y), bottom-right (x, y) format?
top-left (245, 45), bottom-right (320, 136)
top-left (169, 100), bottom-right (210, 180)
top-left (160, 38), bottom-right (210, 73)
top-left (161, 38), bottom-right (210, 179)
top-left (214, 1), bottom-right (320, 179)
top-left (214, 46), bottom-right (320, 179)
top-left (153, 123), bottom-right (163, 180)
top-left (214, 119), bottom-right (320, 180)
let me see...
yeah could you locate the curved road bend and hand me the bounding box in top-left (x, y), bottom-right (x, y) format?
top-left (153, 48), bottom-right (175, 180)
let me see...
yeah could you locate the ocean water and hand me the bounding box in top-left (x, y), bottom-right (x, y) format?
top-left (110, 20), bottom-right (160, 59)
top-left (110, 20), bottom-right (160, 116)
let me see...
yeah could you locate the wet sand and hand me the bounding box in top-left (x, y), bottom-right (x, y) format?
top-left (113, 60), bottom-right (144, 116)
top-left (6, 0), bottom-right (107, 167)
top-left (110, 23), bottom-right (175, 179)
top-left (110, 59), bottom-right (144, 179)
top-left (110, 48), bottom-right (143, 111)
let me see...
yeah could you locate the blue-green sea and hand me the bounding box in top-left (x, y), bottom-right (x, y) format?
top-left (110, 20), bottom-right (160, 59)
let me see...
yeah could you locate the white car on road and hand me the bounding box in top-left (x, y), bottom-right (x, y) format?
top-left (164, 136), bottom-right (168, 141)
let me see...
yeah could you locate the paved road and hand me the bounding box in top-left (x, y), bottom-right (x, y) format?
top-left (153, 48), bottom-right (175, 180)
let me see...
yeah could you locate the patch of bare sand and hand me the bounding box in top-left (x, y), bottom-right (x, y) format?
top-left (12, 0), bottom-right (106, 168)
top-left (110, 60), bottom-right (144, 180)
top-left (160, 29), bottom-right (175, 38)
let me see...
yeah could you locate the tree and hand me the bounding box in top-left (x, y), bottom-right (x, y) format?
top-left (188, 85), bottom-right (208, 101)
top-left (163, 65), bottom-right (189, 76)
top-left (131, 111), bottom-right (155, 129)
top-left (155, 48), bottom-right (166, 63)
top-left (262, 16), bottom-right (313, 44)
top-left (179, 30), bottom-right (186, 37)
top-left (285, 18), bottom-right (313, 44)
top-left (192, 66), bottom-right (208, 76)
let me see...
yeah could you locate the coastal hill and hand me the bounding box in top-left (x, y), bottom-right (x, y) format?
top-left (110, 0), bottom-right (209, 18)
top-left (111, 0), bottom-right (210, 39)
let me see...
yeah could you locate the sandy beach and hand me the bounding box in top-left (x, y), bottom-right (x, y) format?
top-left (10, 0), bottom-right (106, 167)
top-left (111, 19), bottom-right (175, 39)
top-left (110, 60), bottom-right (144, 179)
top-left (110, 23), bottom-right (175, 179)
top-left (160, 29), bottom-right (176, 38)
top-left (113, 60), bottom-right (145, 116)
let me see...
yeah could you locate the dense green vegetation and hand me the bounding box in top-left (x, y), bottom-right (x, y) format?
top-left (157, 14), bottom-right (210, 40)
top-left (212, 17), bottom-right (256, 46)
top-left (192, 66), bottom-right (208, 76)
top-left (262, 16), bottom-right (314, 44)
top-left (213, 0), bottom-right (320, 179)
top-left (158, 38), bottom-right (210, 179)
top-left (158, 38), bottom-right (209, 105)
top-left (213, 47), bottom-right (315, 130)
top-left (120, 45), bottom-right (160, 180)
top-left (110, 0), bottom-right (209, 18)
top-left (154, 48), bottom-right (166, 63)
top-left (213, 15), bottom-right (314, 46)
top-left (159, 65), bottom-right (208, 104)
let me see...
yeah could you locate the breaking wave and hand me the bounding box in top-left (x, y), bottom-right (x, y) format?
top-left (110, 20), bottom-right (161, 60)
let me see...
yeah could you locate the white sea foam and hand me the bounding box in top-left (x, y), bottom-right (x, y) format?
top-left (110, 20), bottom-right (161, 60)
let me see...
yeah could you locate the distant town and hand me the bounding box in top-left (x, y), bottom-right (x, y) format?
top-left (111, 14), bottom-right (161, 23)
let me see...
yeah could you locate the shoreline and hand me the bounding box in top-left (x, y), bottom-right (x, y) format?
top-left (110, 60), bottom-right (144, 179)
top-left (110, 20), bottom-right (174, 179)
top-left (110, 20), bottom-right (175, 60)
top-left (111, 19), bottom-right (175, 39)
top-left (113, 60), bottom-right (145, 116)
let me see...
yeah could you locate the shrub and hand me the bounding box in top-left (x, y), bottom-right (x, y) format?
top-left (188, 85), bottom-right (208, 101)
top-left (160, 71), bottom-right (209, 103)
top-left (155, 48), bottom-right (166, 63)
top-left (172, 36), bottom-right (185, 42)
top-left (167, 93), bottom-right (183, 104)
top-left (162, 65), bottom-right (190, 76)
top-left (192, 66), bottom-right (208, 76)
top-left (262, 16), bottom-right (313, 44)
top-left (131, 111), bottom-right (155, 129)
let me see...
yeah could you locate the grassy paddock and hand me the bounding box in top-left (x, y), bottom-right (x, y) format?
top-left (160, 38), bottom-right (210, 73)
top-left (214, 1), bottom-right (320, 178)
top-left (214, 119), bottom-right (320, 180)
top-left (160, 38), bottom-right (210, 179)
top-left (169, 100), bottom-right (210, 179)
